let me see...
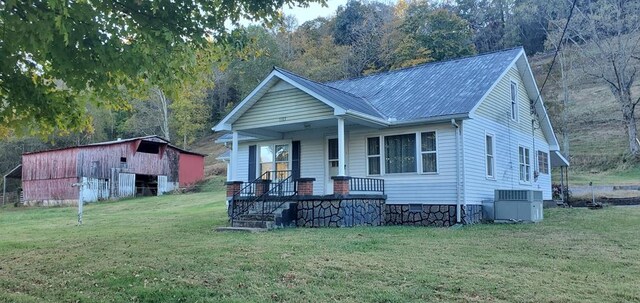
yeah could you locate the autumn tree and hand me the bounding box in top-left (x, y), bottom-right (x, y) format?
top-left (561, 0), bottom-right (640, 157)
top-left (0, 0), bottom-right (322, 135)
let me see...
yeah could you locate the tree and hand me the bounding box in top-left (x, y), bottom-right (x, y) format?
top-left (562, 0), bottom-right (640, 157)
top-left (0, 0), bottom-right (322, 135)
top-left (403, 4), bottom-right (476, 62)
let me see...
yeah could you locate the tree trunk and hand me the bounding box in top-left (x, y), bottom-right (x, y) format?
top-left (618, 90), bottom-right (639, 157)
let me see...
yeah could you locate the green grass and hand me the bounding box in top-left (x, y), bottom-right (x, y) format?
top-left (1, 192), bottom-right (640, 302)
top-left (554, 165), bottom-right (640, 186)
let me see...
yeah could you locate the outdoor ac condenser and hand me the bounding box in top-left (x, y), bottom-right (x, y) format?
top-left (493, 190), bottom-right (544, 223)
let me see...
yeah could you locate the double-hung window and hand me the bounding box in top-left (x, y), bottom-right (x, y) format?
top-left (510, 81), bottom-right (518, 121)
top-left (538, 151), bottom-right (549, 174)
top-left (385, 134), bottom-right (417, 174)
top-left (486, 134), bottom-right (495, 178)
top-left (367, 132), bottom-right (438, 175)
top-left (519, 146), bottom-right (531, 182)
top-left (421, 132), bottom-right (437, 173)
top-left (367, 137), bottom-right (381, 175)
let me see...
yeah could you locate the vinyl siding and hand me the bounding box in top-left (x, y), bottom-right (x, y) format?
top-left (234, 81), bottom-right (335, 130)
top-left (348, 124), bottom-right (459, 204)
top-left (234, 124), bottom-right (460, 203)
top-left (465, 66), bottom-right (553, 201)
top-left (475, 67), bottom-right (546, 141)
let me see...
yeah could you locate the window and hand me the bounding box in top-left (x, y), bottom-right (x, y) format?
top-left (136, 141), bottom-right (161, 154)
top-left (485, 134), bottom-right (495, 178)
top-left (510, 81), bottom-right (518, 121)
top-left (367, 137), bottom-right (381, 175)
top-left (120, 157), bottom-right (127, 168)
top-left (538, 151), bottom-right (549, 174)
top-left (328, 138), bottom-right (339, 177)
top-left (384, 134), bottom-right (417, 174)
top-left (421, 132), bottom-right (437, 173)
top-left (260, 144), bottom-right (290, 180)
top-left (519, 146), bottom-right (531, 182)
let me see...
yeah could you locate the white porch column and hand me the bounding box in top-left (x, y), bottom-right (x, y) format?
top-left (230, 131), bottom-right (239, 181)
top-left (337, 117), bottom-right (346, 176)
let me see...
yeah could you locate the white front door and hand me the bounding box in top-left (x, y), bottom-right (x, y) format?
top-left (325, 138), bottom-right (342, 194)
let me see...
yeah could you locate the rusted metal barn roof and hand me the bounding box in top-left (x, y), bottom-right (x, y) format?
top-left (23, 135), bottom-right (206, 157)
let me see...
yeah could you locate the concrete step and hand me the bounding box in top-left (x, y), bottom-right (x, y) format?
top-left (215, 227), bottom-right (268, 233)
top-left (233, 219), bottom-right (275, 229)
top-left (240, 214), bottom-right (276, 221)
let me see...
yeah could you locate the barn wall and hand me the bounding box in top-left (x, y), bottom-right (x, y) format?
top-left (178, 153), bottom-right (205, 187)
top-left (76, 141), bottom-right (179, 182)
top-left (22, 149), bottom-right (79, 181)
top-left (22, 177), bottom-right (79, 205)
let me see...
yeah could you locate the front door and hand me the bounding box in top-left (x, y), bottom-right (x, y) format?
top-left (325, 138), bottom-right (341, 194)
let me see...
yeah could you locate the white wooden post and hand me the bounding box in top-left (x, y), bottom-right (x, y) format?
top-left (231, 131), bottom-right (239, 181)
top-left (72, 181), bottom-right (85, 225)
top-left (337, 117), bottom-right (346, 176)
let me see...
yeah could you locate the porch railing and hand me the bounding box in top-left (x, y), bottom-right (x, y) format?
top-left (229, 170), bottom-right (297, 225)
top-left (349, 177), bottom-right (384, 194)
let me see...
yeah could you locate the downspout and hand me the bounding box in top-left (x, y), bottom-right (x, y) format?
top-left (451, 119), bottom-right (461, 224)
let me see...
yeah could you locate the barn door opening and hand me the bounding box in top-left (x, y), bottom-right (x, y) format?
top-left (135, 174), bottom-right (158, 196)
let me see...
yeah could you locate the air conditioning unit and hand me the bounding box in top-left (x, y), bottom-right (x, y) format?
top-left (493, 190), bottom-right (543, 223)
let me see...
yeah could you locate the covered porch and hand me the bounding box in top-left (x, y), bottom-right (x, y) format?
top-left (220, 115), bottom-right (388, 228)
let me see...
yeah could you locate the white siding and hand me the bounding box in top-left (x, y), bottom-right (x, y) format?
top-left (348, 124), bottom-right (459, 204)
top-left (234, 81), bottom-right (334, 130)
top-left (466, 66), bottom-right (553, 202)
top-left (235, 144), bottom-right (250, 182)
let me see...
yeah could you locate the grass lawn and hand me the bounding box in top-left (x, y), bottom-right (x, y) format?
top-left (1, 192), bottom-right (639, 303)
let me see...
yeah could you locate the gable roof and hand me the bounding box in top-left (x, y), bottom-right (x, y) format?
top-left (326, 47), bottom-right (522, 121)
top-left (274, 68), bottom-right (384, 119)
top-left (213, 47), bottom-right (560, 150)
top-left (23, 135), bottom-right (206, 157)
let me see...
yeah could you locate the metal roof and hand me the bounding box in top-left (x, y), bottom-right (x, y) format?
top-left (323, 47), bottom-right (523, 121)
top-left (23, 135), bottom-right (206, 157)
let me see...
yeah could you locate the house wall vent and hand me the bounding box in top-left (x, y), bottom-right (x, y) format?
top-left (493, 190), bottom-right (544, 223)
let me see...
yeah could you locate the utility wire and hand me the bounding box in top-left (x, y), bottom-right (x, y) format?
top-left (532, 0), bottom-right (579, 108)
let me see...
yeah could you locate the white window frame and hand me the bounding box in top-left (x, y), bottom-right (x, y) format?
top-left (366, 136), bottom-right (381, 176)
top-left (383, 133), bottom-right (418, 175)
top-left (419, 131), bottom-right (438, 174)
top-left (485, 132), bottom-right (495, 179)
top-left (537, 150), bottom-right (549, 175)
top-left (518, 145), bottom-right (531, 183)
top-left (365, 130), bottom-right (439, 176)
top-left (257, 141), bottom-right (292, 179)
top-left (510, 80), bottom-right (518, 122)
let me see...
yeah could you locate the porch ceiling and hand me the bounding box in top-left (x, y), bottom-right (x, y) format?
top-left (236, 116), bottom-right (382, 139)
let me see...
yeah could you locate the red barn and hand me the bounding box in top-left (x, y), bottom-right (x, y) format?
top-left (21, 136), bottom-right (205, 206)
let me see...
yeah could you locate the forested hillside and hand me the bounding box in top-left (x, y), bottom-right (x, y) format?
top-left (1, 0), bottom-right (639, 179)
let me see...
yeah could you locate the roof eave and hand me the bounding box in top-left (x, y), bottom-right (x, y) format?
top-left (389, 113), bottom-right (470, 126)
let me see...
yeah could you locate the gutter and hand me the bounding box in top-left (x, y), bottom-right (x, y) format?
top-left (451, 119), bottom-right (462, 224)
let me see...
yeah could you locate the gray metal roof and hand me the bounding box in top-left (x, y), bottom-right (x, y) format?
top-left (277, 47), bottom-right (522, 122)
top-left (274, 67), bottom-right (385, 118)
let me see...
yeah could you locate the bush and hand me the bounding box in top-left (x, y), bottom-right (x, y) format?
top-left (552, 183), bottom-right (571, 200)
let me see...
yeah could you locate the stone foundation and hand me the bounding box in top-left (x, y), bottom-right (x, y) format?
top-left (385, 204), bottom-right (483, 227)
top-left (296, 195), bottom-right (385, 227)
top-left (461, 204), bottom-right (483, 224)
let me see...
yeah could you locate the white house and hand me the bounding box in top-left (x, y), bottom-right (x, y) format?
top-left (214, 47), bottom-right (569, 228)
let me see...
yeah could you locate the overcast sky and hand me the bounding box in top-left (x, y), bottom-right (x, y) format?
top-left (282, 0), bottom-right (349, 24)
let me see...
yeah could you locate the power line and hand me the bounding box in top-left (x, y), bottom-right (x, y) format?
top-left (532, 0), bottom-right (579, 108)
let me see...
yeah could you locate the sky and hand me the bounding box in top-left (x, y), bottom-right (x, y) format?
top-left (282, 0), bottom-right (349, 24)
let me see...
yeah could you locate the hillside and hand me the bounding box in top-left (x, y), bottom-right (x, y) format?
top-left (529, 52), bottom-right (640, 185)
top-left (193, 52), bottom-right (640, 187)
